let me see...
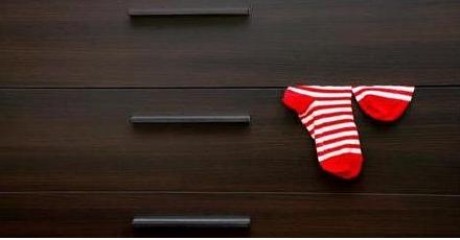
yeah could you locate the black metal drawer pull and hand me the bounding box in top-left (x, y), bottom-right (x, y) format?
top-left (129, 115), bottom-right (251, 124)
top-left (132, 215), bottom-right (251, 229)
top-left (128, 7), bottom-right (250, 17)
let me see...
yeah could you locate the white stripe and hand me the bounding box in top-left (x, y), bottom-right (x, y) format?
top-left (355, 91), bottom-right (412, 102)
top-left (301, 114), bottom-right (315, 126)
top-left (313, 107), bottom-right (352, 117)
top-left (306, 86), bottom-right (352, 91)
top-left (352, 86), bottom-right (414, 93)
top-left (303, 114), bottom-right (354, 125)
top-left (314, 100), bottom-right (351, 106)
top-left (317, 139), bottom-right (361, 152)
top-left (318, 148), bottom-right (362, 162)
top-left (299, 100), bottom-right (351, 118)
top-left (313, 122), bottom-right (356, 137)
top-left (300, 108), bottom-right (352, 126)
top-left (316, 130), bottom-right (359, 143)
top-left (287, 87), bottom-right (351, 98)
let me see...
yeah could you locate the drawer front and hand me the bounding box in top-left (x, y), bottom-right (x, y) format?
top-left (1, 193), bottom-right (459, 237)
top-left (1, 0), bottom-right (460, 87)
top-left (0, 88), bottom-right (459, 193)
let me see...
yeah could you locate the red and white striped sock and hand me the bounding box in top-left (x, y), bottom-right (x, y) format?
top-left (282, 85), bottom-right (363, 180)
top-left (352, 86), bottom-right (415, 122)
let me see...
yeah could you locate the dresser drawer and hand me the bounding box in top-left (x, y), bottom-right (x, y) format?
top-left (1, 192), bottom-right (459, 237)
top-left (0, 88), bottom-right (459, 193)
top-left (1, 0), bottom-right (460, 87)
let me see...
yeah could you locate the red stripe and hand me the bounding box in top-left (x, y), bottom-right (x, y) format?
top-left (311, 118), bottom-right (356, 135)
top-left (309, 96), bottom-right (351, 100)
top-left (315, 134), bottom-right (360, 147)
top-left (297, 86), bottom-right (351, 94)
top-left (286, 89), bottom-right (349, 101)
top-left (302, 111), bottom-right (354, 127)
top-left (302, 103), bottom-right (351, 118)
top-left (317, 144), bottom-right (361, 155)
top-left (314, 126), bottom-right (358, 140)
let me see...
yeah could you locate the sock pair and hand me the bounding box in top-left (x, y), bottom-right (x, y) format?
top-left (282, 85), bottom-right (415, 180)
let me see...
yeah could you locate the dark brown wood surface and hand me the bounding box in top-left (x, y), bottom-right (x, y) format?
top-left (1, 88), bottom-right (459, 194)
top-left (2, 0), bottom-right (460, 87)
top-left (0, 192), bottom-right (459, 237)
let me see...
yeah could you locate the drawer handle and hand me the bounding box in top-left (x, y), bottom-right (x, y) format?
top-left (128, 7), bottom-right (250, 17)
top-left (129, 115), bottom-right (251, 124)
top-left (132, 215), bottom-right (251, 229)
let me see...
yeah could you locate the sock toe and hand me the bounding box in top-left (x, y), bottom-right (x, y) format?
top-left (320, 154), bottom-right (363, 180)
top-left (360, 96), bottom-right (409, 122)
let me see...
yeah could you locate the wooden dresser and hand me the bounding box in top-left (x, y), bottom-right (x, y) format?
top-left (1, 0), bottom-right (459, 237)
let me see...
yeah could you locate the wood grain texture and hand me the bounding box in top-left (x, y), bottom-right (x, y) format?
top-left (1, 0), bottom-right (460, 87)
top-left (0, 88), bottom-right (458, 193)
top-left (0, 192), bottom-right (459, 237)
